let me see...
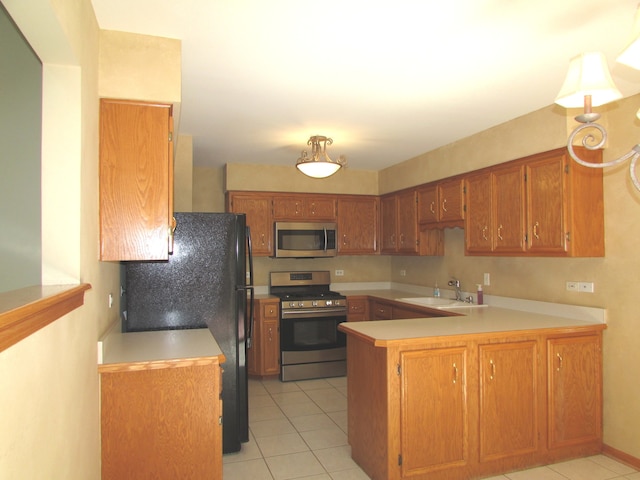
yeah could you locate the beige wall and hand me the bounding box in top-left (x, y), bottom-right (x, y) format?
top-left (174, 134), bottom-right (194, 211)
top-left (193, 166), bottom-right (226, 212)
top-left (0, 0), bottom-right (115, 478)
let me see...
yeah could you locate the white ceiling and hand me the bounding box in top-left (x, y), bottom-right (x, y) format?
top-left (91, 0), bottom-right (640, 171)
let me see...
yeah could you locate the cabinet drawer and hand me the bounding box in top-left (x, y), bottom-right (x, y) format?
top-left (371, 301), bottom-right (392, 320)
top-left (261, 302), bottom-right (279, 319)
top-left (348, 299), bottom-right (367, 314)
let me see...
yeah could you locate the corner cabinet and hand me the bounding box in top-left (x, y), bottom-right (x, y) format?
top-left (464, 147), bottom-right (604, 257)
top-left (226, 192), bottom-right (274, 256)
top-left (381, 190), bottom-right (419, 255)
top-left (337, 196), bottom-right (379, 255)
top-left (99, 99), bottom-right (174, 261)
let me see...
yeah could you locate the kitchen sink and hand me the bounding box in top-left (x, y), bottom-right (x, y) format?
top-left (398, 297), bottom-right (488, 309)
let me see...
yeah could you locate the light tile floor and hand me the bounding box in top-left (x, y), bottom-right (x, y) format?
top-left (223, 376), bottom-right (638, 480)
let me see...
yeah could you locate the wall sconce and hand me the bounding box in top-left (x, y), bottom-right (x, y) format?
top-left (296, 135), bottom-right (347, 179)
top-left (555, 9), bottom-right (640, 192)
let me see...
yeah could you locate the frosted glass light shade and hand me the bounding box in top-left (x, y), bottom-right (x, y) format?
top-left (555, 52), bottom-right (622, 108)
top-left (296, 159), bottom-right (342, 178)
top-left (617, 6), bottom-right (640, 69)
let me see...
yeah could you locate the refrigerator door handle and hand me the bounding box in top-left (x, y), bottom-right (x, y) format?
top-left (245, 226), bottom-right (255, 348)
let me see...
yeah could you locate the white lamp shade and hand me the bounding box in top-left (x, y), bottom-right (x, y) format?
top-left (617, 6), bottom-right (640, 70)
top-left (296, 160), bottom-right (342, 178)
top-left (555, 52), bottom-right (622, 108)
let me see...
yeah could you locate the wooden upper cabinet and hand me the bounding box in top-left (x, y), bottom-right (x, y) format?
top-left (526, 147), bottom-right (604, 257)
top-left (381, 190), bottom-right (419, 255)
top-left (99, 99), bottom-right (174, 261)
top-left (272, 195), bottom-right (336, 221)
top-left (337, 196), bottom-right (379, 254)
top-left (492, 163), bottom-right (526, 254)
top-left (418, 178), bottom-right (465, 227)
top-left (465, 147), bottom-right (604, 257)
top-left (464, 172), bottom-right (493, 254)
top-left (227, 193), bottom-right (273, 256)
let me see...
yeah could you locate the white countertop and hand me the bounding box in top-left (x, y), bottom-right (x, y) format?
top-left (98, 327), bottom-right (224, 367)
top-left (338, 287), bottom-right (607, 344)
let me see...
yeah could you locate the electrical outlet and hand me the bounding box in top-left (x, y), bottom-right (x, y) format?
top-left (400, 270), bottom-right (406, 276)
top-left (579, 282), bottom-right (595, 293)
top-left (483, 273), bottom-right (491, 286)
top-left (335, 269), bottom-right (344, 277)
top-left (566, 281), bottom-right (579, 292)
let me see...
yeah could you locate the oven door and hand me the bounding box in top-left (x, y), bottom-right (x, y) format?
top-left (280, 308), bottom-right (346, 352)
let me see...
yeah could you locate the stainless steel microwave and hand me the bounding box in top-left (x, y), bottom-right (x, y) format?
top-left (273, 222), bottom-right (337, 258)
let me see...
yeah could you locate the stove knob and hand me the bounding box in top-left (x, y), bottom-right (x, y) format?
top-left (298, 301), bottom-right (304, 308)
top-left (289, 302), bottom-right (296, 308)
top-left (326, 300), bottom-right (333, 306)
top-left (312, 300), bottom-right (318, 307)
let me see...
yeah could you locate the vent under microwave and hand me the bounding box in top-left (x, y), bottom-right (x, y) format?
top-left (273, 222), bottom-right (337, 258)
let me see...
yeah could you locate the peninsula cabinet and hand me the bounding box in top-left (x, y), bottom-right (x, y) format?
top-left (99, 99), bottom-right (174, 261)
top-left (464, 146), bottom-right (604, 257)
top-left (337, 196), bottom-right (379, 254)
top-left (248, 298), bottom-right (280, 377)
top-left (418, 177), bottom-right (465, 228)
top-left (226, 193), bottom-right (273, 256)
top-left (272, 195), bottom-right (336, 221)
top-left (342, 326), bottom-right (603, 480)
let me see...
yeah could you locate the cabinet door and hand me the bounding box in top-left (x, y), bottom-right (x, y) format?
top-left (465, 172), bottom-right (493, 253)
top-left (262, 318), bottom-right (280, 375)
top-left (439, 178), bottom-right (465, 223)
top-left (273, 197), bottom-right (305, 220)
top-left (400, 347), bottom-right (468, 476)
top-left (306, 197), bottom-right (337, 220)
top-left (99, 99), bottom-right (173, 261)
top-left (526, 154), bottom-right (568, 255)
top-left (492, 165), bottom-right (526, 254)
top-left (548, 335), bottom-right (601, 449)
top-left (347, 296), bottom-right (369, 322)
top-left (337, 197), bottom-right (378, 254)
top-left (397, 190), bottom-right (418, 254)
top-left (380, 195), bottom-right (398, 253)
top-left (479, 341), bottom-right (538, 462)
top-left (228, 193), bottom-right (273, 256)
top-left (418, 184), bottom-right (439, 224)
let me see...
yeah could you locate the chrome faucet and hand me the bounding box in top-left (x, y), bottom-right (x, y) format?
top-left (448, 277), bottom-right (463, 301)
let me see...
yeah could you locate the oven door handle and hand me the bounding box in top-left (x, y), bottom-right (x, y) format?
top-left (281, 308), bottom-right (347, 318)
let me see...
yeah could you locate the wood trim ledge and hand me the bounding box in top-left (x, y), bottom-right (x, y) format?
top-left (0, 284), bottom-right (92, 353)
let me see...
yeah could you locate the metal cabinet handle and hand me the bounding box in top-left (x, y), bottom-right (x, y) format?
top-left (442, 198), bottom-right (448, 212)
top-left (343, 234), bottom-right (348, 245)
top-left (453, 362), bottom-right (458, 384)
top-left (533, 221), bottom-right (540, 240)
top-left (268, 326), bottom-right (273, 342)
top-left (482, 226), bottom-right (488, 241)
top-left (497, 224), bottom-right (504, 241)
top-left (556, 352), bottom-right (563, 371)
top-left (489, 359), bottom-right (496, 380)
top-left (430, 201), bottom-right (436, 214)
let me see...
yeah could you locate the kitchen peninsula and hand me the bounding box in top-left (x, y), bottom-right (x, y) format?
top-left (338, 299), bottom-right (605, 480)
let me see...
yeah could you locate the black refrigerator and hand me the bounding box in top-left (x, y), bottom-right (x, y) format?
top-left (121, 212), bottom-right (253, 454)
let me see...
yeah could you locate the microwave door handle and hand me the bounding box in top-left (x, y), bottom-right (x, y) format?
top-left (323, 227), bottom-right (328, 252)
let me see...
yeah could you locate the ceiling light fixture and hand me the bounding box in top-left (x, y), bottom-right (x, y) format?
top-left (555, 8), bottom-right (640, 191)
top-left (296, 135), bottom-right (346, 179)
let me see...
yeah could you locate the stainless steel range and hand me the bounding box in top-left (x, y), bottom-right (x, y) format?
top-left (270, 271), bottom-right (347, 382)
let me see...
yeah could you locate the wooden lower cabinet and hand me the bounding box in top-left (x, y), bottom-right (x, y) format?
top-left (478, 340), bottom-right (539, 464)
top-left (400, 347), bottom-right (469, 477)
top-left (248, 298), bottom-right (280, 377)
top-left (547, 333), bottom-right (602, 453)
top-left (100, 360), bottom-right (222, 480)
top-left (345, 328), bottom-right (603, 480)
top-left (347, 296), bottom-right (369, 321)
